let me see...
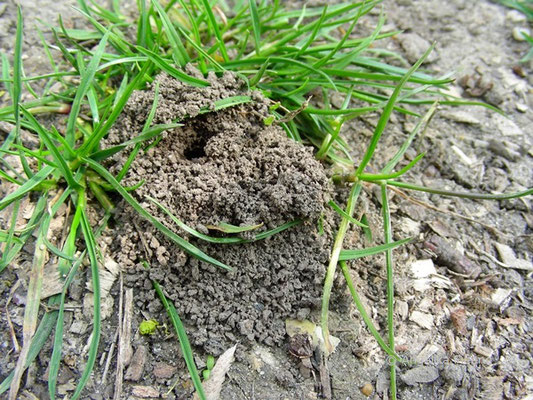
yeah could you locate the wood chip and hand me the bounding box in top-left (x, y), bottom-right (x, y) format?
top-left (409, 311), bottom-right (434, 330)
top-left (153, 362), bottom-right (177, 379)
top-left (450, 307), bottom-right (468, 336)
top-left (125, 345), bottom-right (148, 382)
top-left (494, 242), bottom-right (533, 271)
top-left (131, 385), bottom-right (160, 398)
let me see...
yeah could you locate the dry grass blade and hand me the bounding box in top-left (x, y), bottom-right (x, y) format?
top-left (9, 216), bottom-right (49, 400)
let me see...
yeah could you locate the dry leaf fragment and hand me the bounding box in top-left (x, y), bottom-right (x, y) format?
top-left (194, 344), bottom-right (237, 400)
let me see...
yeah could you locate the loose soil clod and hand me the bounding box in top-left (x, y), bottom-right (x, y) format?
top-left (107, 71), bottom-right (333, 355)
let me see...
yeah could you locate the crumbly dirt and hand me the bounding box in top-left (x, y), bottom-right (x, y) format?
top-left (0, 0), bottom-right (532, 399)
top-left (105, 71), bottom-right (334, 355)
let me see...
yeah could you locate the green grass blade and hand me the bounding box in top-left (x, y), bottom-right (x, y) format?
top-left (153, 280), bottom-right (206, 400)
top-left (340, 261), bottom-right (399, 360)
top-left (117, 80), bottom-right (160, 180)
top-left (85, 158), bottom-right (231, 270)
top-left (295, 5), bottom-right (328, 58)
top-left (387, 181), bottom-right (533, 200)
top-left (135, 46), bottom-right (209, 86)
top-left (13, 7), bottom-right (33, 179)
top-left (328, 200), bottom-right (367, 228)
top-left (355, 43), bottom-right (436, 177)
top-left (339, 237), bottom-right (411, 261)
top-left (200, 0), bottom-right (229, 62)
top-left (65, 31), bottom-right (110, 147)
top-left (136, 0), bottom-right (152, 48)
top-left (359, 153), bottom-right (425, 181)
top-left (70, 210), bottom-right (101, 400)
top-left (147, 195), bottom-right (297, 244)
top-left (90, 123), bottom-right (181, 162)
top-left (248, 0), bottom-right (262, 56)
top-left (48, 249), bottom-right (86, 399)
top-left (381, 101), bottom-right (438, 174)
top-left (380, 183), bottom-right (397, 399)
top-left (206, 222), bottom-right (263, 233)
top-left (151, 0), bottom-right (189, 66)
top-left (79, 61), bottom-right (151, 157)
top-left (0, 166), bottom-right (55, 210)
top-left (20, 107), bottom-right (81, 189)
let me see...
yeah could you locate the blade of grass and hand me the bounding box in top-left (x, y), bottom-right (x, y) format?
top-left (70, 209), bottom-right (101, 400)
top-left (0, 166), bottom-right (55, 211)
top-left (48, 196), bottom-right (86, 398)
top-left (206, 222), bottom-right (263, 233)
top-left (248, 0), bottom-right (262, 56)
top-left (340, 261), bottom-right (399, 360)
top-left (358, 153), bottom-right (425, 181)
top-left (380, 183), bottom-right (396, 399)
top-left (327, 200), bottom-right (368, 228)
top-left (339, 237), bottom-right (411, 261)
top-left (354, 43), bottom-right (436, 176)
top-left (381, 101), bottom-right (438, 174)
top-left (153, 279), bottom-right (206, 400)
top-left (65, 31), bottom-right (110, 147)
top-left (13, 6), bottom-right (33, 179)
top-left (135, 46), bottom-right (209, 87)
top-left (200, 0), bottom-right (229, 62)
top-left (147, 195), bottom-right (299, 243)
top-left (20, 107), bottom-right (81, 189)
top-left (387, 181), bottom-right (533, 200)
top-left (0, 295), bottom-right (60, 395)
top-left (9, 209), bottom-right (50, 400)
top-left (151, 0), bottom-right (189, 66)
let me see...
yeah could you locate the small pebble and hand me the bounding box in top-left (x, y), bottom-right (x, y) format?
top-left (360, 383), bottom-right (374, 396)
top-left (512, 27), bottom-right (530, 41)
top-left (507, 10), bottom-right (527, 23)
top-left (516, 102), bottom-right (528, 113)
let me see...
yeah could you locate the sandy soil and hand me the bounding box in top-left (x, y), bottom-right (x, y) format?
top-left (0, 0), bottom-right (531, 399)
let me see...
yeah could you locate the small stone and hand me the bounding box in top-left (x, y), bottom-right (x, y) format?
top-left (69, 320), bottom-right (87, 335)
top-left (442, 363), bottom-right (465, 385)
top-left (512, 27), bottom-right (530, 41)
top-left (516, 102), bottom-right (528, 112)
top-left (491, 114), bottom-right (523, 137)
top-left (410, 311), bottom-right (434, 330)
top-left (396, 300), bottom-right (409, 321)
top-left (398, 33), bottom-right (438, 64)
top-left (507, 10), bottom-right (527, 23)
top-left (442, 111), bottom-right (481, 125)
top-left (360, 383), bottom-right (374, 396)
top-left (401, 366), bottom-right (439, 385)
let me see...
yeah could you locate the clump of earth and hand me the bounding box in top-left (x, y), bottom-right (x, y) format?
top-left (105, 71), bottom-right (335, 355)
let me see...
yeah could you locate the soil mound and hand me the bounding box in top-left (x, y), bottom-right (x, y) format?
top-left (106, 71), bottom-right (333, 354)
